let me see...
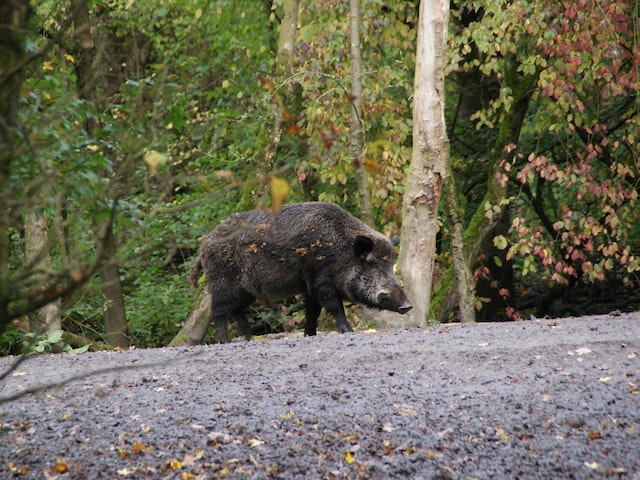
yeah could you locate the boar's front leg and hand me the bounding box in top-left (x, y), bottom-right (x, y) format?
top-left (234, 310), bottom-right (252, 341)
top-left (304, 296), bottom-right (322, 336)
top-left (314, 284), bottom-right (353, 334)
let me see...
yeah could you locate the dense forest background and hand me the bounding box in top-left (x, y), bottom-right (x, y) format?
top-left (1, 0), bottom-right (638, 354)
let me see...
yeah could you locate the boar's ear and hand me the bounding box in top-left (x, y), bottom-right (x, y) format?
top-left (354, 235), bottom-right (375, 259)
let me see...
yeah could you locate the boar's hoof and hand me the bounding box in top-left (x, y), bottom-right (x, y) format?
top-left (339, 323), bottom-right (354, 333)
top-left (213, 333), bottom-right (231, 344)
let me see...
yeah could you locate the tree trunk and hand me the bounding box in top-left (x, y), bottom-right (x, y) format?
top-left (96, 225), bottom-right (129, 347)
top-left (0, 1), bottom-right (31, 334)
top-left (396, 0), bottom-right (449, 327)
top-left (443, 176), bottom-right (475, 323)
top-left (71, 0), bottom-right (129, 347)
top-left (349, 0), bottom-right (373, 225)
top-left (432, 55), bottom-right (538, 321)
top-left (24, 211), bottom-right (61, 335)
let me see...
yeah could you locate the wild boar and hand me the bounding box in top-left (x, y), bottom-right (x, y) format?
top-left (190, 202), bottom-right (412, 343)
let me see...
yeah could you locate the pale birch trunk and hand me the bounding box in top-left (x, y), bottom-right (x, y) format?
top-left (396, 0), bottom-right (449, 327)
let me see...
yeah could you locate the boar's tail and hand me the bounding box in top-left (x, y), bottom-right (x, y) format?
top-left (189, 255), bottom-right (203, 289)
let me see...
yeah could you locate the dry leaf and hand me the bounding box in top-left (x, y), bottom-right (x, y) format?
top-left (269, 176), bottom-right (290, 213)
top-left (53, 459), bottom-right (68, 473)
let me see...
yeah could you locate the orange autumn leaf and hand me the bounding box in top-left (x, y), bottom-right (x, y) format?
top-left (364, 156), bottom-right (379, 173)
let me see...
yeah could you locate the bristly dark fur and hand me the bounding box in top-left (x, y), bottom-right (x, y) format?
top-left (191, 202), bottom-right (411, 343)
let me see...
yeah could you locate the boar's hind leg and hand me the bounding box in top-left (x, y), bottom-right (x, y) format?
top-left (303, 297), bottom-right (322, 336)
top-left (211, 304), bottom-right (230, 344)
top-left (314, 285), bottom-right (353, 334)
top-left (210, 288), bottom-right (254, 344)
top-left (233, 310), bottom-right (252, 341)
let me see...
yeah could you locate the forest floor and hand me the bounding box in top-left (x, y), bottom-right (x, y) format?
top-left (0, 313), bottom-right (639, 479)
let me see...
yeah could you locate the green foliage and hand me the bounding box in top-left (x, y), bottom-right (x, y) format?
top-left (22, 330), bottom-right (90, 355)
top-left (0, 326), bottom-right (23, 356)
top-left (445, 0), bottom-right (640, 318)
top-left (125, 267), bottom-right (194, 348)
top-left (7, 0), bottom-right (638, 346)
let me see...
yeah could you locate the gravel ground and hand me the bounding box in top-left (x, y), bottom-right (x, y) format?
top-left (0, 313), bottom-right (639, 479)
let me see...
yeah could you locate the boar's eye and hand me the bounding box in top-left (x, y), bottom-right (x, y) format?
top-left (354, 235), bottom-right (375, 260)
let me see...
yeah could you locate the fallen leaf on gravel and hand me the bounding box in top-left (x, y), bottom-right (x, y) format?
top-left (181, 473), bottom-right (196, 479)
top-left (394, 404), bottom-right (417, 416)
top-left (425, 450), bottom-right (440, 458)
top-left (117, 468), bottom-right (133, 476)
top-left (606, 468), bottom-right (627, 475)
top-left (207, 431), bottom-right (234, 445)
top-left (134, 442), bottom-right (152, 454)
top-left (495, 427), bottom-right (510, 442)
top-left (168, 459), bottom-right (182, 470)
top-left (344, 451), bottom-right (355, 464)
top-left (248, 438), bottom-right (265, 447)
top-left (589, 431), bottom-right (602, 440)
top-left (584, 461), bottom-right (600, 469)
top-left (52, 458), bottom-right (68, 473)
top-left (118, 447), bottom-right (131, 457)
top-left (8, 462), bottom-right (28, 474)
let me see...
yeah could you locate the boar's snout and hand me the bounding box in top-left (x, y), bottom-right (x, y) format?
top-left (376, 290), bottom-right (413, 314)
top-left (397, 302), bottom-right (412, 314)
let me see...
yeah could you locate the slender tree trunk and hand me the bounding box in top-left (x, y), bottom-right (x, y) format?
top-left (432, 55), bottom-right (538, 321)
top-left (349, 0), bottom-right (372, 225)
top-left (0, 1), bottom-right (32, 333)
top-left (96, 226), bottom-right (128, 347)
top-left (443, 176), bottom-right (475, 323)
top-left (24, 211), bottom-right (61, 335)
top-left (71, 0), bottom-right (129, 347)
top-left (396, 0), bottom-right (450, 327)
